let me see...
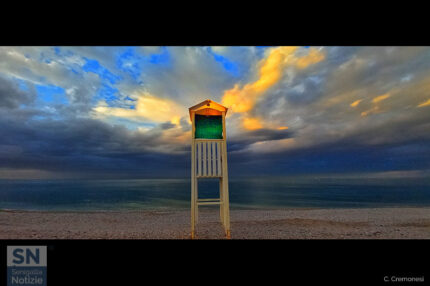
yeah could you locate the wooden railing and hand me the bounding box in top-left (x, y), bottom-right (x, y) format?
top-left (194, 140), bottom-right (223, 177)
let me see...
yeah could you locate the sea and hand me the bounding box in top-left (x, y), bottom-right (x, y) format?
top-left (1, 177), bottom-right (430, 211)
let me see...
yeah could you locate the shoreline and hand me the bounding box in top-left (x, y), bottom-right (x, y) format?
top-left (1, 207), bottom-right (429, 239)
top-left (2, 204), bottom-right (430, 212)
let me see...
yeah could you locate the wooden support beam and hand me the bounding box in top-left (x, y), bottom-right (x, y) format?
top-left (221, 111), bottom-right (231, 239)
top-left (212, 142), bottom-right (216, 176)
top-left (195, 176), bottom-right (198, 224)
top-left (219, 177), bottom-right (224, 225)
top-left (196, 175), bottom-right (222, 178)
top-left (191, 112), bottom-right (196, 239)
top-left (203, 142), bottom-right (206, 176)
top-left (197, 142), bottom-right (201, 176)
top-left (198, 198), bottom-right (221, 202)
top-left (197, 201), bottom-right (222, 206)
top-left (217, 142), bottom-right (221, 176)
top-left (207, 141), bottom-right (212, 176)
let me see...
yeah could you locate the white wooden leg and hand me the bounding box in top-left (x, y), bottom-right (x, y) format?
top-left (191, 142), bottom-right (196, 239)
top-left (219, 178), bottom-right (224, 226)
top-left (221, 141), bottom-right (231, 239)
top-left (195, 178), bottom-right (198, 224)
top-left (222, 176), bottom-right (231, 238)
top-left (224, 182), bottom-right (231, 238)
top-left (191, 178), bottom-right (195, 239)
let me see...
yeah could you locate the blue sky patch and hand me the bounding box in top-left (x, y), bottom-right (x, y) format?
top-left (208, 48), bottom-right (240, 77)
top-left (94, 83), bottom-right (120, 104)
top-left (148, 47), bottom-right (170, 66)
top-left (35, 84), bottom-right (68, 105)
top-left (83, 58), bottom-right (121, 84)
top-left (116, 47), bottom-right (144, 80)
top-left (116, 47), bottom-right (171, 82)
top-left (125, 96), bottom-right (136, 102)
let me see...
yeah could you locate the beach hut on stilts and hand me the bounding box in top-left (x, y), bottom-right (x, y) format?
top-left (189, 99), bottom-right (231, 239)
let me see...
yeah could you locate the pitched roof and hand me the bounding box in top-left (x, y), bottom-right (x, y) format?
top-left (188, 99), bottom-right (228, 120)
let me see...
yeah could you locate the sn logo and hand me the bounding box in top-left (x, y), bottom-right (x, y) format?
top-left (7, 246), bottom-right (47, 267)
top-left (12, 248), bottom-right (40, 265)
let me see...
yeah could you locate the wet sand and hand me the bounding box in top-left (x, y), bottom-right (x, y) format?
top-left (0, 207), bottom-right (429, 239)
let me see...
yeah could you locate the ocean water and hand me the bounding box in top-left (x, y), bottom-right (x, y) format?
top-left (0, 177), bottom-right (430, 211)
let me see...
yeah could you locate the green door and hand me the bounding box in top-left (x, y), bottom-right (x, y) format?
top-left (195, 115), bottom-right (223, 139)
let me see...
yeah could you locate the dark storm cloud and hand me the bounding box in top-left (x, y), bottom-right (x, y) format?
top-left (228, 128), bottom-right (430, 177)
top-left (0, 76), bottom-right (36, 109)
top-left (0, 103), bottom-right (189, 177)
top-left (179, 116), bottom-right (191, 131)
top-left (160, 121), bottom-right (176, 130)
top-left (228, 128), bottom-right (293, 152)
top-left (227, 91), bottom-right (430, 176)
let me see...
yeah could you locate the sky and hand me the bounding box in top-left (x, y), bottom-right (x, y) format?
top-left (1, 46), bottom-right (430, 179)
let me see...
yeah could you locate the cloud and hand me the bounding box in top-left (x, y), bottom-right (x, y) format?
top-left (0, 106), bottom-right (192, 177)
top-left (359, 93), bottom-right (391, 117)
top-left (134, 47), bottom-right (246, 107)
top-left (221, 46), bottom-right (325, 131)
top-left (242, 117), bottom-right (263, 130)
top-left (1, 46), bottom-right (430, 178)
top-left (417, 98), bottom-right (430, 107)
top-left (222, 47), bottom-right (299, 113)
top-left (231, 47), bottom-right (430, 159)
top-left (93, 91), bottom-right (186, 125)
top-left (372, 93), bottom-right (390, 103)
top-left (0, 75), bottom-right (36, 108)
top-left (350, 99), bottom-right (362, 107)
top-left (228, 128), bottom-right (294, 152)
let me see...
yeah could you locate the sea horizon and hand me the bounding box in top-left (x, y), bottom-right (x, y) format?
top-left (1, 176), bottom-right (429, 212)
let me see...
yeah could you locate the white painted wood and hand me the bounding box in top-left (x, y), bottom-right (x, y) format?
top-left (197, 201), bottom-right (222, 206)
top-left (207, 141), bottom-right (212, 176)
top-left (196, 175), bottom-right (222, 178)
top-left (222, 111), bottom-right (226, 140)
top-left (202, 142), bottom-right (206, 176)
top-left (198, 198), bottom-right (220, 202)
top-left (212, 142), bottom-right (216, 176)
top-left (195, 175), bottom-right (198, 223)
top-left (221, 111), bottom-right (230, 237)
top-left (219, 177), bottom-right (224, 224)
top-left (217, 142), bottom-right (221, 176)
top-left (197, 142), bottom-right (201, 176)
top-left (194, 141), bottom-right (226, 178)
top-left (191, 113), bottom-right (196, 238)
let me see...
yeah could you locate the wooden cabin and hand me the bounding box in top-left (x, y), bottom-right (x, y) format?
top-left (189, 99), bottom-right (231, 239)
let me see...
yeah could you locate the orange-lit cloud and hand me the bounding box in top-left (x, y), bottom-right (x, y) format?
top-left (295, 48), bottom-right (325, 69)
top-left (417, 98), bottom-right (430, 107)
top-left (222, 47), bottom-right (325, 114)
top-left (242, 117), bottom-right (263, 130)
top-left (350, 99), bottom-right (362, 107)
top-left (361, 107), bottom-right (379, 117)
top-left (93, 92), bottom-right (185, 125)
top-left (360, 93), bottom-right (391, 117)
top-left (222, 47), bottom-right (296, 113)
top-left (372, 93), bottom-right (390, 103)
top-left (221, 46), bottom-right (325, 130)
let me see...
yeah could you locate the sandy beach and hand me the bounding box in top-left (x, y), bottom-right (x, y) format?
top-left (1, 207), bottom-right (429, 239)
